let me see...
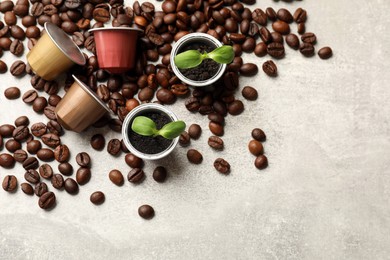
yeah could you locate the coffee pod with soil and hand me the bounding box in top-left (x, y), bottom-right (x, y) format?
top-left (27, 22), bottom-right (86, 81)
top-left (122, 104), bottom-right (185, 160)
top-left (170, 33), bottom-right (233, 87)
top-left (89, 27), bottom-right (143, 74)
top-left (55, 75), bottom-right (110, 133)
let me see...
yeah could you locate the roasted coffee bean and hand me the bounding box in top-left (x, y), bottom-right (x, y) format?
top-left (301, 32), bottom-right (316, 44)
top-left (185, 97), bottom-right (200, 112)
top-left (242, 86), bottom-right (258, 101)
top-left (22, 90), bottom-right (38, 104)
top-left (259, 26), bottom-right (272, 43)
top-left (252, 128), bottom-right (266, 141)
top-left (242, 37), bottom-right (256, 52)
top-left (265, 7), bottom-right (277, 21)
top-left (4, 86), bottom-right (20, 99)
top-left (47, 120), bottom-right (62, 135)
top-left (208, 113), bottom-right (225, 125)
top-left (11, 25), bottom-right (26, 40)
top-left (90, 134), bottom-right (105, 150)
top-left (39, 191), bottom-right (56, 209)
top-left (156, 88), bottom-right (175, 104)
top-left (64, 178), bottom-right (78, 194)
top-left (21, 182), bottom-right (34, 195)
top-left (272, 20), bottom-right (290, 35)
top-left (162, 0), bottom-right (176, 13)
top-left (72, 31), bottom-right (84, 46)
top-left (53, 144), bottom-right (69, 163)
top-left (4, 11), bottom-right (16, 25)
top-left (248, 139), bottom-right (264, 156)
top-left (286, 33), bottom-right (299, 49)
top-left (15, 116), bottom-right (29, 127)
top-left (267, 42), bottom-right (285, 58)
top-left (0, 26), bottom-right (9, 38)
top-left (51, 174), bottom-right (64, 189)
top-left (61, 21), bottom-right (78, 34)
top-left (24, 169), bottom-right (40, 184)
top-left (32, 97), bottom-right (47, 113)
top-left (252, 8), bottom-right (267, 26)
top-left (14, 149), bottom-right (27, 163)
top-left (41, 133), bottom-right (60, 148)
top-left (13, 126), bottom-right (29, 141)
top-left (277, 8), bottom-right (293, 23)
top-left (209, 121), bottom-right (224, 136)
top-left (297, 22), bottom-right (305, 34)
top-left (208, 136), bottom-right (224, 150)
top-left (58, 162), bottom-right (73, 176)
top-left (153, 166), bottom-right (167, 183)
top-left (0, 1), bottom-right (14, 13)
top-left (127, 168), bottom-right (145, 183)
top-left (76, 167), bottom-right (91, 185)
top-left (0, 60), bottom-right (7, 73)
top-left (65, 0), bottom-right (80, 9)
top-left (0, 38), bottom-right (12, 50)
top-left (214, 158), bottom-right (230, 174)
top-left (179, 131), bottom-right (191, 147)
top-left (26, 140), bottom-right (41, 154)
top-left (125, 153), bottom-right (143, 168)
top-left (171, 84), bottom-right (189, 97)
top-left (3, 175), bottom-right (17, 192)
top-left (187, 149), bottom-right (203, 164)
top-left (43, 106), bottom-right (56, 120)
top-left (299, 42), bottom-right (315, 57)
top-left (138, 204), bottom-right (154, 219)
top-left (22, 15), bottom-right (36, 27)
top-left (109, 169), bottom-right (124, 186)
top-left (0, 153), bottom-right (15, 168)
top-left (5, 139), bottom-right (21, 153)
top-left (109, 119), bottom-right (122, 133)
top-left (34, 182), bottom-right (48, 197)
top-left (240, 19), bottom-right (250, 35)
top-left (90, 191), bottom-right (105, 205)
top-left (255, 155), bottom-right (268, 169)
top-left (107, 139), bottom-right (121, 156)
top-left (138, 87), bottom-right (154, 101)
top-left (188, 124), bottom-right (202, 139)
top-left (240, 63), bottom-right (258, 76)
top-left (271, 32), bottom-right (283, 44)
top-left (36, 148), bottom-right (54, 162)
top-left (254, 42), bottom-right (267, 57)
top-left (293, 7), bottom-right (307, 23)
top-left (0, 124), bottom-right (15, 137)
top-left (318, 47), bottom-right (333, 59)
top-left (228, 100), bottom-right (244, 115)
top-left (23, 156), bottom-right (39, 170)
top-left (107, 76), bottom-right (122, 92)
top-left (262, 60), bottom-right (278, 77)
top-left (31, 122), bottom-right (47, 137)
top-left (10, 60), bottom-right (26, 76)
top-left (39, 164), bottom-right (53, 179)
top-left (10, 40), bottom-right (24, 56)
top-left (76, 152), bottom-right (90, 167)
top-left (229, 33), bottom-right (246, 44)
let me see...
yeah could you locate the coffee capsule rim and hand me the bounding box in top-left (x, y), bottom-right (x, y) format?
top-left (44, 22), bottom-right (86, 66)
top-left (72, 75), bottom-right (111, 114)
top-left (89, 27), bottom-right (144, 34)
top-left (170, 32), bottom-right (226, 87)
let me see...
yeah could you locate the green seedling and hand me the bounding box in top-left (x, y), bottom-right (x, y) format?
top-left (131, 116), bottom-right (186, 140)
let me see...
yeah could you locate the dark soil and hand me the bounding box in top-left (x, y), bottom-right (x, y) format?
top-left (128, 112), bottom-right (173, 154)
top-left (178, 43), bottom-right (220, 81)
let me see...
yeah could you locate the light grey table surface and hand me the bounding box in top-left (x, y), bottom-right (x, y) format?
top-left (1, 0), bottom-right (390, 259)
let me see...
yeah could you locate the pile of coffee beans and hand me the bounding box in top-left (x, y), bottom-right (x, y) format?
top-left (0, 0), bottom-right (333, 218)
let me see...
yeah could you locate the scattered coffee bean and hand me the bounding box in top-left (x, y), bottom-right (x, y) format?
top-left (125, 153), bottom-right (143, 168)
top-left (32, 97), bottom-right (47, 113)
top-left (286, 34), bottom-right (300, 49)
top-left (24, 169), bottom-right (40, 184)
top-left (277, 8), bottom-right (293, 23)
top-left (187, 149), bottom-right (203, 164)
top-left (14, 149), bottom-right (27, 163)
top-left (34, 182), bottom-right (48, 197)
top-left (300, 42), bottom-right (315, 57)
top-left (58, 162), bottom-right (73, 176)
top-left (2, 175), bottom-right (17, 192)
top-left (4, 87), bottom-right (20, 99)
top-left (228, 100), bottom-right (244, 115)
top-left (41, 133), bottom-right (60, 148)
top-left (138, 204), bottom-right (154, 219)
top-left (293, 8), bottom-right (307, 23)
top-left (31, 122), bottom-right (47, 137)
top-left (248, 140), bottom-right (264, 156)
top-left (21, 182), bottom-right (34, 195)
top-left (90, 134), bottom-right (105, 150)
top-left (214, 158), bottom-right (230, 174)
top-left (188, 124), bottom-right (202, 140)
top-left (252, 128), bottom-right (266, 141)
top-left (64, 178), bottom-right (79, 194)
top-left (127, 168), bottom-right (145, 184)
top-left (109, 169), bottom-right (124, 186)
top-left (14, 116), bottom-right (29, 127)
top-left (90, 191), bottom-right (105, 205)
top-left (267, 42), bottom-right (285, 58)
top-left (107, 138), bottom-right (121, 156)
top-left (242, 86), bottom-right (258, 101)
top-left (36, 148), bottom-right (54, 161)
top-left (76, 152), bottom-right (90, 167)
top-left (5, 139), bottom-right (21, 153)
top-left (255, 155), bottom-right (268, 169)
top-left (39, 164), bottom-right (53, 179)
top-left (179, 131), bottom-right (191, 147)
top-left (23, 156), bottom-right (39, 170)
top-left (240, 63), bottom-right (258, 76)
top-left (38, 191), bottom-right (56, 209)
top-left (272, 20), bottom-right (290, 35)
top-left (51, 174), bottom-right (64, 190)
top-left (0, 60), bottom-right (7, 73)
top-left (153, 166), bottom-right (167, 183)
top-left (318, 47), bottom-right (333, 59)
top-left (27, 140), bottom-right (41, 154)
top-left (262, 60), bottom-right (278, 77)
top-left (22, 90), bottom-right (38, 104)
top-left (54, 144), bottom-right (70, 163)
top-left (209, 121), bottom-right (224, 136)
top-left (208, 136), bottom-right (224, 150)
top-left (10, 60), bottom-right (26, 76)
top-left (76, 167), bottom-right (91, 185)
top-left (301, 32), bottom-right (316, 44)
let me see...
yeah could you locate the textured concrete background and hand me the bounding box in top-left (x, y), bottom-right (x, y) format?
top-left (1, 0), bottom-right (390, 259)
